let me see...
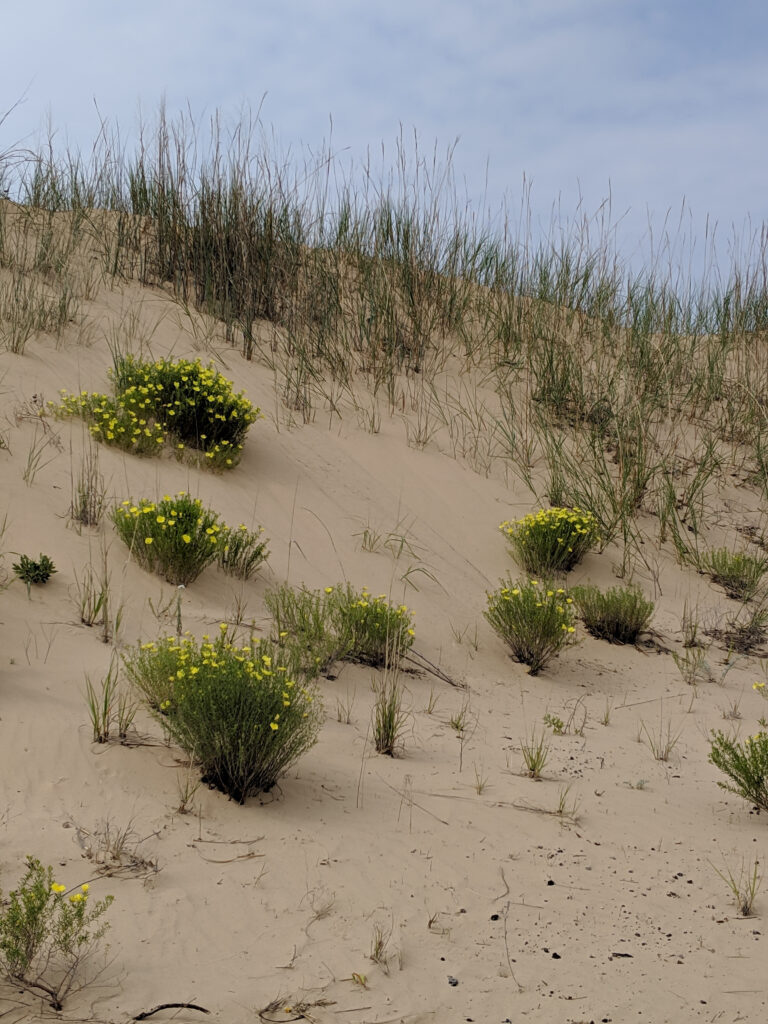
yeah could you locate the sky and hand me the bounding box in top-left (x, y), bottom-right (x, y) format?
top-left (2, 0), bottom-right (766, 281)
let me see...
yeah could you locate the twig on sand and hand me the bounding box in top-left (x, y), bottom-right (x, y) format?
top-left (404, 649), bottom-right (467, 688)
top-left (134, 1003), bottom-right (210, 1020)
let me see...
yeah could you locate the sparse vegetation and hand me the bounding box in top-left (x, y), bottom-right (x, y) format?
top-left (571, 584), bottom-right (654, 644)
top-left (698, 548), bottom-right (768, 601)
top-left (0, 856), bottom-right (113, 1010)
top-left (709, 730), bottom-right (768, 813)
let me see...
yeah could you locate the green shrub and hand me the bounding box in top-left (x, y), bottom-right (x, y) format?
top-left (485, 579), bottom-right (576, 675)
top-left (328, 585), bottom-right (415, 667)
top-left (709, 730), bottom-right (768, 812)
top-left (12, 553), bottom-right (57, 588)
top-left (698, 548), bottom-right (768, 601)
top-left (500, 507), bottom-right (599, 574)
top-left (112, 492), bottom-right (224, 585)
top-left (265, 584), bottom-right (340, 676)
top-left (123, 628), bottom-right (323, 802)
top-left (218, 523), bottom-right (269, 580)
top-left (0, 856), bottom-right (113, 1010)
top-left (56, 355), bottom-right (260, 470)
top-left (570, 584), bottom-right (654, 644)
top-left (265, 583), bottom-right (415, 671)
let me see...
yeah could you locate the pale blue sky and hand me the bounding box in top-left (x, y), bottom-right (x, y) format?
top-left (2, 0), bottom-right (766, 276)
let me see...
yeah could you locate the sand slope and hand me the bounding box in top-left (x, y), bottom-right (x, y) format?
top-left (1, 280), bottom-right (767, 1024)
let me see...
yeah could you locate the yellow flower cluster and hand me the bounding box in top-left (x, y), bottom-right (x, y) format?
top-left (55, 356), bottom-right (259, 470)
top-left (500, 506), bottom-right (599, 573)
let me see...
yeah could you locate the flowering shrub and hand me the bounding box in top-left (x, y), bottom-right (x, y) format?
top-left (0, 857), bottom-right (112, 1010)
top-left (56, 355), bottom-right (259, 470)
top-left (123, 628), bottom-right (323, 802)
top-left (709, 730), bottom-right (768, 812)
top-left (485, 579), bottom-right (576, 675)
top-left (329, 585), bottom-right (415, 667)
top-left (500, 507), bottom-right (599, 574)
top-left (112, 493), bottom-right (224, 585)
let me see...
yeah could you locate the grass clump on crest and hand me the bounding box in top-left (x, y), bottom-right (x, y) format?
top-left (123, 627), bottom-right (322, 802)
top-left (485, 579), bottom-right (576, 675)
top-left (709, 730), bottom-right (768, 813)
top-left (56, 355), bottom-right (259, 470)
top-left (570, 584), bottom-right (654, 644)
top-left (112, 492), bottom-right (224, 585)
top-left (500, 507), bottom-right (599, 575)
top-left (697, 547), bottom-right (768, 601)
top-left (0, 856), bottom-right (113, 1010)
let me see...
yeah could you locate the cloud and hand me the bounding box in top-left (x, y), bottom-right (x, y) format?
top-left (1, 0), bottom-right (765, 274)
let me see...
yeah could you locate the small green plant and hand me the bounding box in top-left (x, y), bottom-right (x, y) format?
top-left (485, 579), bottom-right (576, 675)
top-left (371, 674), bottom-right (408, 756)
top-left (122, 628), bottom-right (323, 802)
top-left (520, 728), bottom-right (549, 778)
top-left (69, 445), bottom-right (106, 528)
top-left (709, 730), bottom-right (768, 812)
top-left (112, 492), bottom-right (224, 585)
top-left (543, 712), bottom-right (565, 735)
top-left (710, 856), bottom-right (762, 917)
top-left (0, 856), bottom-right (113, 1010)
top-left (640, 713), bottom-right (683, 761)
top-left (698, 547), bottom-right (768, 601)
top-left (500, 506), bottom-right (599, 574)
top-left (672, 646), bottom-right (713, 686)
top-left (84, 660), bottom-right (136, 744)
top-left (12, 552), bottom-right (57, 591)
top-left (217, 523), bottom-right (269, 580)
top-left (570, 584), bottom-right (654, 644)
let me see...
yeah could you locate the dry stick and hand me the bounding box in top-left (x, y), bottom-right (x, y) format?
top-left (134, 1004), bottom-right (210, 1020)
top-left (403, 648), bottom-right (466, 688)
top-left (377, 777), bottom-right (450, 826)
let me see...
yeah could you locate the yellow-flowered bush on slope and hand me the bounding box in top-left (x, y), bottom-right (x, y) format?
top-left (112, 492), bottom-right (268, 586)
top-left (500, 506), bottom-right (599, 574)
top-left (0, 857), bottom-right (113, 1011)
top-left (485, 578), bottom-right (576, 675)
top-left (123, 628), bottom-right (323, 802)
top-left (56, 355), bottom-right (260, 470)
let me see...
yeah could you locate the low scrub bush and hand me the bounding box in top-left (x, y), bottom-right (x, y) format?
top-left (265, 584), bottom-right (341, 675)
top-left (265, 583), bottom-right (415, 671)
top-left (218, 523), bottom-right (269, 580)
top-left (709, 730), bottom-right (768, 812)
top-left (0, 856), bottom-right (113, 1010)
top-left (485, 579), bottom-right (576, 675)
top-left (56, 355), bottom-right (259, 470)
top-left (570, 584), bottom-right (654, 643)
top-left (328, 585), bottom-right (415, 667)
top-left (123, 628), bottom-right (323, 802)
top-left (500, 506), bottom-right (599, 575)
top-left (112, 492), bottom-right (224, 585)
top-left (698, 548), bottom-right (768, 601)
